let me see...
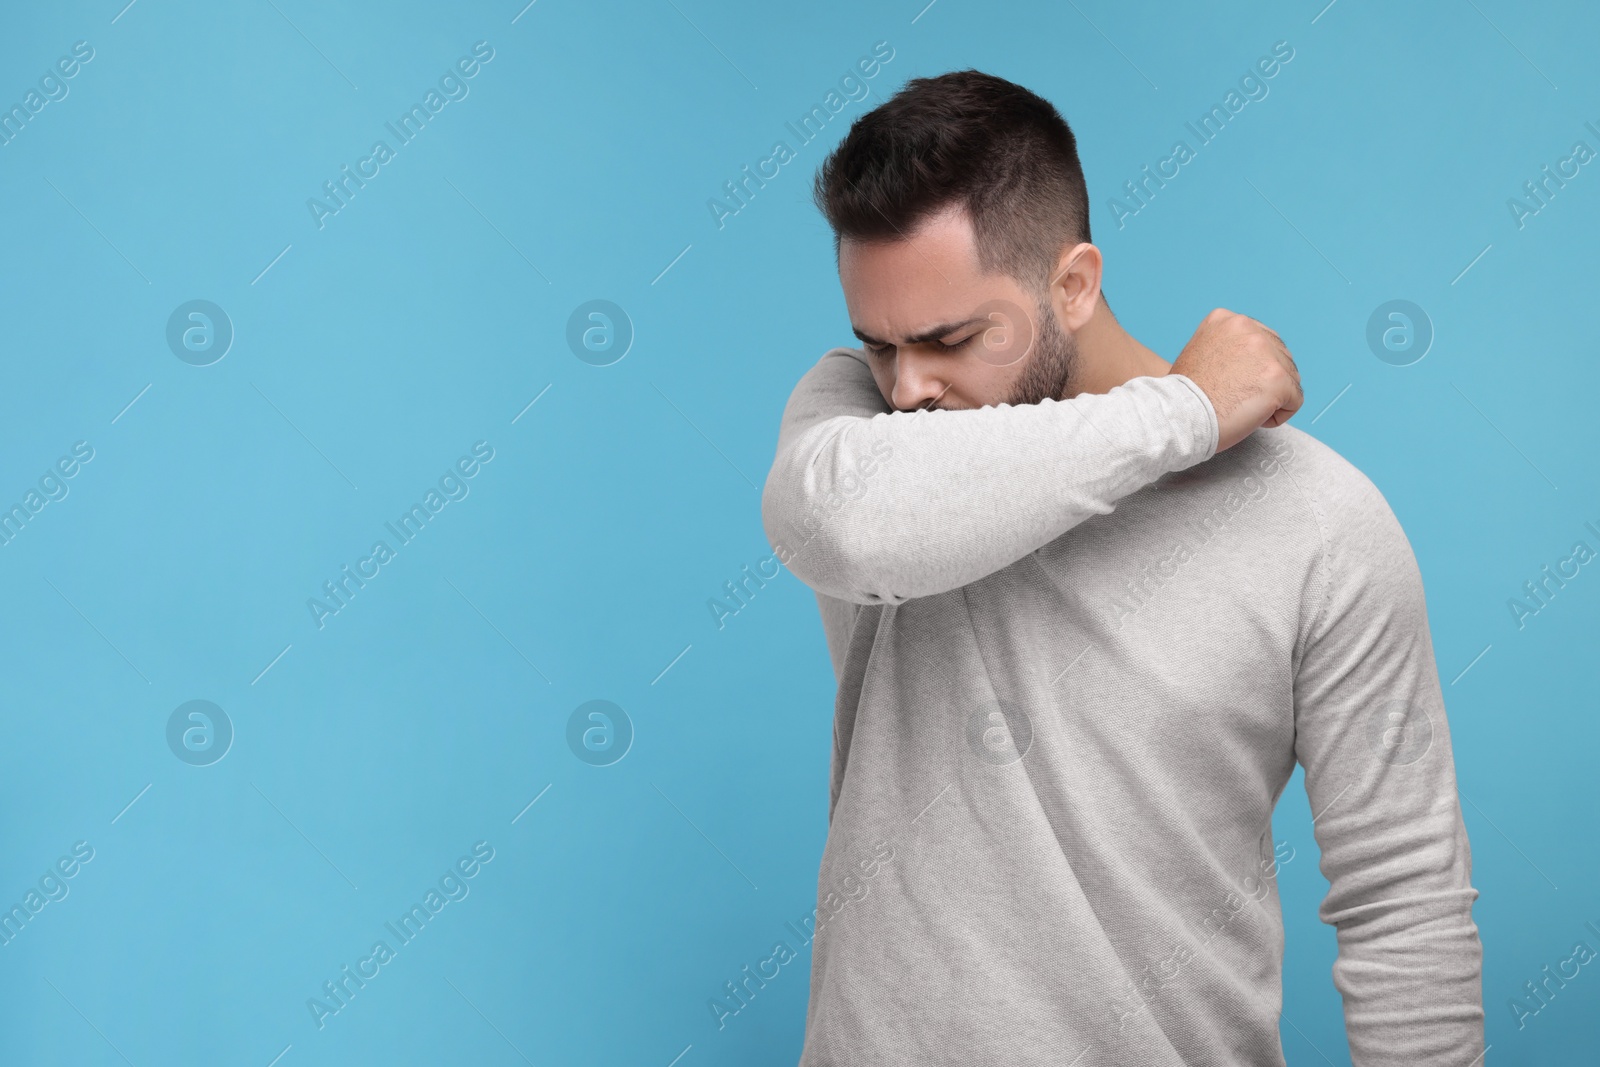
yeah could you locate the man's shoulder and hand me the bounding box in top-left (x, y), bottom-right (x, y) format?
top-left (1240, 424), bottom-right (1422, 596)
top-left (1157, 423), bottom-right (1431, 654)
top-left (1263, 425), bottom-right (1405, 535)
top-left (1186, 424), bottom-right (1398, 526)
top-left (1156, 422), bottom-right (1417, 577)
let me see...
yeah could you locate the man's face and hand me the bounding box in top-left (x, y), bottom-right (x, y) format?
top-left (840, 204), bottom-right (1078, 412)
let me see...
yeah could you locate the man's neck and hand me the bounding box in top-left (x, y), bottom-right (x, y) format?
top-left (1061, 301), bottom-right (1172, 398)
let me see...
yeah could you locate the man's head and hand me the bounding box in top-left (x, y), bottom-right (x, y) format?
top-left (814, 70), bottom-right (1108, 412)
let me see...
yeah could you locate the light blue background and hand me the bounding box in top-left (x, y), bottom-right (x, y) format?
top-left (1, 1), bottom-right (1595, 1064)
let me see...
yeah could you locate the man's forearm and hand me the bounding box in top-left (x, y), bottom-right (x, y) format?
top-left (760, 347), bottom-right (1218, 605)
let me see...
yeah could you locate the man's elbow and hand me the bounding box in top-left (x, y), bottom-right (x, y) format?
top-left (760, 490), bottom-right (903, 606)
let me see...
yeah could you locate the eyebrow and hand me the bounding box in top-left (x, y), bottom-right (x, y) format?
top-left (852, 317), bottom-right (986, 347)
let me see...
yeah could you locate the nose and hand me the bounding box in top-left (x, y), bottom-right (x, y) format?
top-left (890, 350), bottom-right (949, 411)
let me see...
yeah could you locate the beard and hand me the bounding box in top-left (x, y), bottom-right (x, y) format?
top-left (1001, 294), bottom-right (1079, 406)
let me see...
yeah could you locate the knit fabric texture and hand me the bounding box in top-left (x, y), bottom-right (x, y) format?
top-left (762, 347), bottom-right (1484, 1066)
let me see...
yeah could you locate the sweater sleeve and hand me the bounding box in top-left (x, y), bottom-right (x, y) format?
top-left (760, 346), bottom-right (1219, 606)
top-left (1288, 465), bottom-right (1485, 1065)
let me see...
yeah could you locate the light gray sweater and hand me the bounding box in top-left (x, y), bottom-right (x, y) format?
top-left (761, 346), bottom-right (1484, 1066)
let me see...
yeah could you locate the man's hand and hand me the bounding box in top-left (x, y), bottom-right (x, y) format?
top-left (1171, 309), bottom-right (1303, 452)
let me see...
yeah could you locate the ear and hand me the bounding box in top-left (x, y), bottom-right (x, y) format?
top-left (1046, 241), bottom-right (1104, 332)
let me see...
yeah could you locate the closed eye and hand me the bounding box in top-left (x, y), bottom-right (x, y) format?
top-left (866, 335), bottom-right (975, 356)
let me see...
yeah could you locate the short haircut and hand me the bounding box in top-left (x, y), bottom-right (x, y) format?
top-left (813, 69), bottom-right (1094, 299)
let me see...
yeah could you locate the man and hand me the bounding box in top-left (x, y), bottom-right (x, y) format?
top-left (761, 70), bottom-right (1483, 1066)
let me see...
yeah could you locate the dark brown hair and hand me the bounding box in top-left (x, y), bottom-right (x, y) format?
top-left (813, 69), bottom-right (1094, 299)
